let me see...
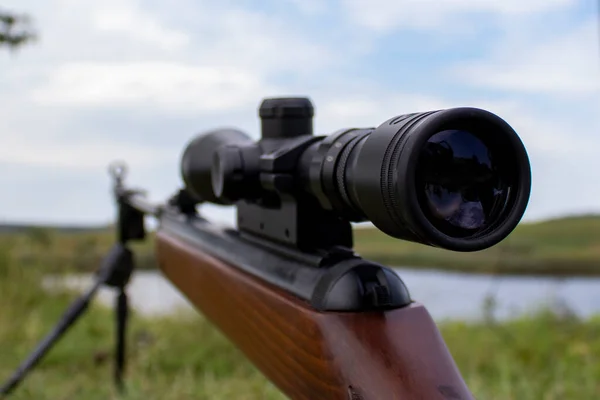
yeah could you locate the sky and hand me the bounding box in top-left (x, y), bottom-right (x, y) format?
top-left (0, 0), bottom-right (599, 228)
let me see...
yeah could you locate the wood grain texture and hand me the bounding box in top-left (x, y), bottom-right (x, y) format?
top-left (155, 231), bottom-right (474, 400)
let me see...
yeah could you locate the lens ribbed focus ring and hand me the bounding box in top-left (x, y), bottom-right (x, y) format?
top-left (335, 134), bottom-right (365, 217)
top-left (380, 112), bottom-right (437, 231)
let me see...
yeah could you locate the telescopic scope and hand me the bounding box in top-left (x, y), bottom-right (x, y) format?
top-left (180, 97), bottom-right (531, 252)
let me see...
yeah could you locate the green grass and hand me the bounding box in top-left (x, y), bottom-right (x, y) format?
top-left (0, 250), bottom-right (283, 400)
top-left (1, 246), bottom-right (600, 399)
top-left (442, 312), bottom-right (600, 398)
top-left (4, 214), bottom-right (600, 276)
top-left (0, 226), bottom-right (157, 273)
top-left (353, 214), bottom-right (600, 276)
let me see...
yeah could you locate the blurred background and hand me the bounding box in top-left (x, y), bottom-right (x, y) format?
top-left (1, 1), bottom-right (599, 399)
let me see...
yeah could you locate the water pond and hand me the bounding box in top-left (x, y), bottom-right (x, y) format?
top-left (43, 267), bottom-right (600, 321)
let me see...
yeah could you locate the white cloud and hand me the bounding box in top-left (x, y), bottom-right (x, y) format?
top-left (0, 0), bottom-right (597, 226)
top-left (454, 19), bottom-right (600, 96)
top-left (340, 0), bottom-right (576, 32)
top-left (316, 93), bottom-right (598, 158)
top-left (284, 0), bottom-right (329, 15)
top-left (30, 62), bottom-right (275, 114)
top-left (187, 8), bottom-right (338, 74)
top-left (0, 0), bottom-right (342, 181)
top-left (0, 135), bottom-right (172, 169)
top-left (3, 0), bottom-right (342, 112)
top-left (317, 95), bottom-right (452, 128)
top-left (92, 3), bottom-right (190, 50)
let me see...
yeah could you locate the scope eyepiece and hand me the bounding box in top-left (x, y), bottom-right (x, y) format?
top-left (180, 98), bottom-right (531, 252)
top-left (308, 107), bottom-right (531, 252)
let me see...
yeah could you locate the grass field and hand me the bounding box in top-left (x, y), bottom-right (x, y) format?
top-left (2, 214), bottom-right (600, 276)
top-left (1, 245), bottom-right (600, 399)
top-left (0, 250), bottom-right (282, 400)
top-left (352, 214), bottom-right (600, 276)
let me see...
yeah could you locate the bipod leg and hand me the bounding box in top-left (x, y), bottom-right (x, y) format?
top-left (113, 287), bottom-right (128, 391)
top-left (0, 281), bottom-right (102, 396)
top-left (0, 243), bottom-right (133, 398)
top-left (103, 244), bottom-right (134, 393)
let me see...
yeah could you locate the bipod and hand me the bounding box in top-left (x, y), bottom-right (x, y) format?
top-left (0, 162), bottom-right (146, 397)
top-left (0, 242), bottom-right (135, 397)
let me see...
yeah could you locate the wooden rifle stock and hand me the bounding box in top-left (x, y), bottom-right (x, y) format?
top-left (155, 228), bottom-right (474, 400)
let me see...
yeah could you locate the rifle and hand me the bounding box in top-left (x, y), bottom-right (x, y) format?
top-left (0, 97), bottom-right (531, 399)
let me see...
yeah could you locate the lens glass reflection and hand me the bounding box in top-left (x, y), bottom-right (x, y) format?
top-left (415, 129), bottom-right (509, 237)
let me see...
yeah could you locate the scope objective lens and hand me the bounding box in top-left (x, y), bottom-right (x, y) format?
top-left (307, 108), bottom-right (531, 252)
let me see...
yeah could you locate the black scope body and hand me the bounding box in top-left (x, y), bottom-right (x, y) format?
top-left (181, 97), bottom-right (531, 252)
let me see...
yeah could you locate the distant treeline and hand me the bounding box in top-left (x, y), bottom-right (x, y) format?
top-left (2, 212), bottom-right (599, 234)
top-left (2, 213), bottom-right (600, 276)
top-left (0, 223), bottom-right (111, 234)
